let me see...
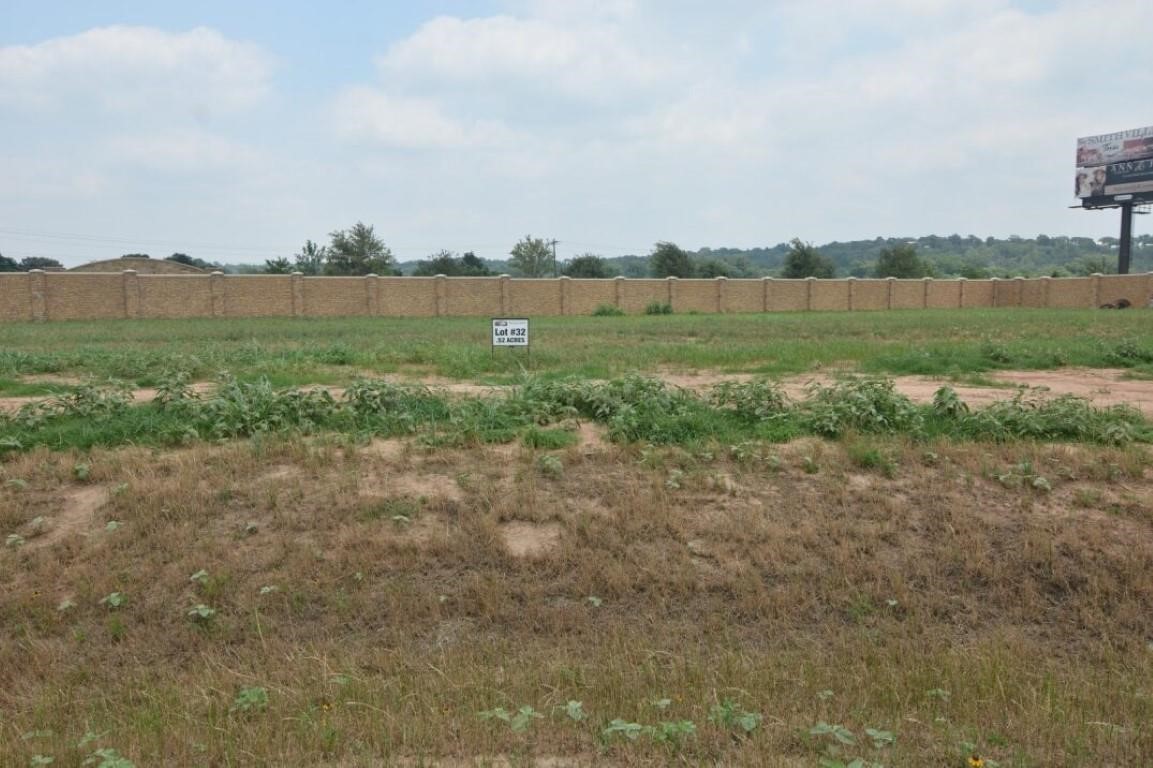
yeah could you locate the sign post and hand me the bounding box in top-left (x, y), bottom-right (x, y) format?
top-left (491, 317), bottom-right (530, 366)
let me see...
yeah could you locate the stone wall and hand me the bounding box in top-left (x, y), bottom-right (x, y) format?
top-left (2, 270), bottom-right (1152, 322)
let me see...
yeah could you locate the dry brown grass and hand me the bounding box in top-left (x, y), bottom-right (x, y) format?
top-left (2, 433), bottom-right (1152, 766)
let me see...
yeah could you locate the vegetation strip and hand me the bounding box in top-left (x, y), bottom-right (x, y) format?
top-left (1, 373), bottom-right (1149, 455)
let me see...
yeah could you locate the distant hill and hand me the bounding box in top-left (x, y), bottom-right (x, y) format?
top-left (316, 233), bottom-right (1153, 278)
top-left (685, 234), bottom-right (1153, 279)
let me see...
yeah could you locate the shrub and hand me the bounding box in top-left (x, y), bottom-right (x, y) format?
top-left (800, 379), bottom-right (923, 437)
top-left (644, 302), bottom-right (673, 315)
top-left (954, 392), bottom-right (1146, 445)
top-left (592, 304), bottom-right (625, 317)
top-left (709, 379), bottom-right (790, 421)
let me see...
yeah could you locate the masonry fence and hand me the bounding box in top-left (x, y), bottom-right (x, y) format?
top-left (1, 270), bottom-right (1151, 322)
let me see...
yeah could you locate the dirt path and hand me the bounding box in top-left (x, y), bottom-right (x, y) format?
top-left (656, 367), bottom-right (1153, 415)
top-left (0, 382), bottom-right (214, 415)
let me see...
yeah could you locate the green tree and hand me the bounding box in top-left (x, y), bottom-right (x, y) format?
top-left (959, 264), bottom-right (992, 279)
top-left (413, 250), bottom-right (494, 277)
top-left (326, 222), bottom-right (395, 276)
top-left (460, 252), bottom-right (492, 276)
top-left (874, 243), bottom-right (932, 278)
top-left (0, 252), bottom-right (18, 272)
top-left (696, 260), bottom-right (733, 278)
top-left (166, 252), bottom-right (220, 270)
top-left (292, 239), bottom-right (327, 275)
top-left (264, 257), bottom-right (293, 274)
top-left (562, 253), bottom-right (614, 278)
top-left (121, 253), bottom-right (151, 259)
top-left (509, 235), bottom-right (554, 277)
top-left (781, 239), bottom-right (834, 278)
top-left (18, 256), bottom-right (63, 270)
top-left (649, 241), bottom-right (694, 278)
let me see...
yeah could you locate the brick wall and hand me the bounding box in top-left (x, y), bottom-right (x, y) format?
top-left (0, 272), bottom-right (32, 321)
top-left (811, 279), bottom-right (850, 311)
top-left (564, 279), bottom-right (616, 315)
top-left (2, 270), bottom-right (1152, 322)
top-left (138, 274), bottom-right (213, 318)
top-left (725, 279), bottom-right (763, 313)
top-left (851, 279), bottom-right (888, 311)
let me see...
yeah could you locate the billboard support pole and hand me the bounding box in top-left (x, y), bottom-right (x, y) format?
top-left (1119, 201), bottom-right (1134, 275)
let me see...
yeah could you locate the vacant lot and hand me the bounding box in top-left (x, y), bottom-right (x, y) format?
top-left (2, 310), bottom-right (1153, 766)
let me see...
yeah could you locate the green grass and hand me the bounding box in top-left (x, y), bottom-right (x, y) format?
top-left (2, 309), bottom-right (1153, 384)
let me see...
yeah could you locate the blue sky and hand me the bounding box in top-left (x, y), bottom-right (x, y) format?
top-left (1, 0), bottom-right (1149, 267)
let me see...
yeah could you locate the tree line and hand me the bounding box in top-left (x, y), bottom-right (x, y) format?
top-left (3, 225), bottom-right (1148, 278)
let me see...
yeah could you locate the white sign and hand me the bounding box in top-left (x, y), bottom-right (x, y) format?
top-left (491, 318), bottom-right (529, 347)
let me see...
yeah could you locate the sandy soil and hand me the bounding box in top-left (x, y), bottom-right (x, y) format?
top-left (499, 520), bottom-right (563, 557)
top-left (23, 485), bottom-right (109, 549)
top-left (663, 367), bottom-right (1153, 415)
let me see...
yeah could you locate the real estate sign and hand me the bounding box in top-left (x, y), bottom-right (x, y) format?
top-left (491, 318), bottom-right (529, 347)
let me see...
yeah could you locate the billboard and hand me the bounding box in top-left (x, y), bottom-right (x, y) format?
top-left (1076, 124), bottom-right (1153, 200)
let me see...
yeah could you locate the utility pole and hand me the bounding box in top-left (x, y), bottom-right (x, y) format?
top-left (548, 239), bottom-right (559, 277)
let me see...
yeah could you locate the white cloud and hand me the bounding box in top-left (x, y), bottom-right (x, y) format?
top-left (0, 25), bottom-right (273, 114)
top-left (103, 130), bottom-right (261, 172)
top-left (332, 86), bottom-right (520, 149)
top-left (377, 14), bottom-right (665, 97)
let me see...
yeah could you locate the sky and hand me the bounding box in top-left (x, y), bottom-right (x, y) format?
top-left (1, 0), bottom-right (1150, 268)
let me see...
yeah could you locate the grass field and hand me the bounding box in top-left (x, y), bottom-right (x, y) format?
top-left (2, 309), bottom-right (1153, 389)
top-left (2, 310), bottom-right (1153, 766)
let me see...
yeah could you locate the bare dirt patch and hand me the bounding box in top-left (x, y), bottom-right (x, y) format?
top-left (256, 464), bottom-right (297, 483)
top-left (776, 368), bottom-right (1153, 416)
top-left (358, 438), bottom-right (408, 461)
top-left (499, 520), bottom-right (562, 557)
top-left (27, 485), bottom-right (109, 548)
top-left (360, 471), bottom-right (465, 503)
top-left (18, 374), bottom-right (85, 386)
top-left (574, 422), bottom-right (609, 453)
top-left (652, 368), bottom-right (1153, 416)
top-left (0, 382), bottom-right (215, 414)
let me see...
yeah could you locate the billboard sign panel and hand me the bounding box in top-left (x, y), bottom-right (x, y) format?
top-left (1103, 158), bottom-right (1153, 196)
top-left (1076, 125), bottom-right (1153, 201)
